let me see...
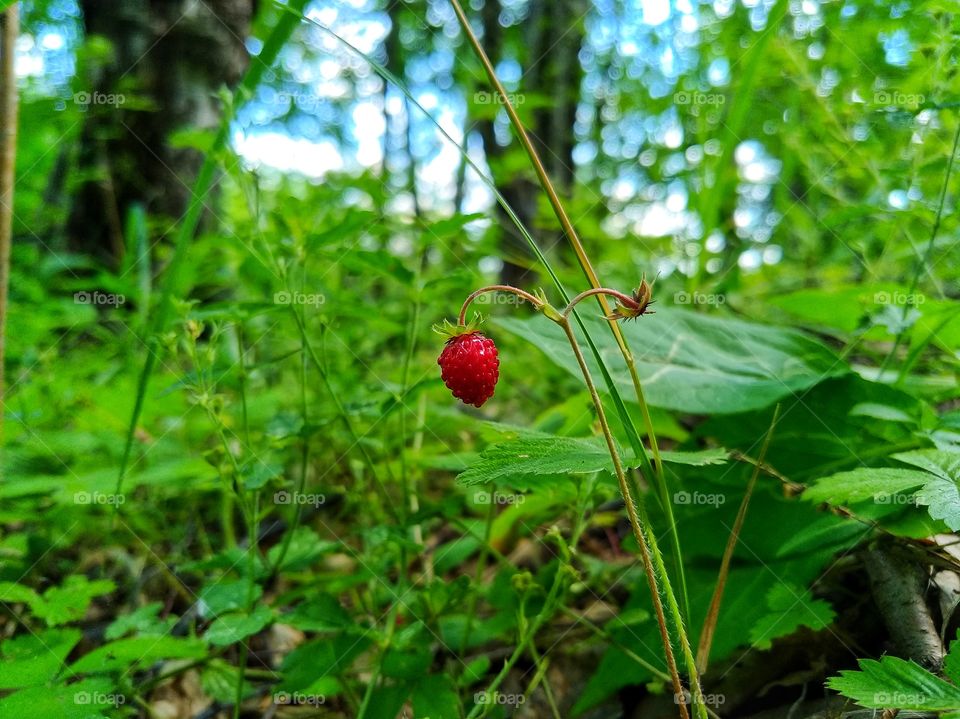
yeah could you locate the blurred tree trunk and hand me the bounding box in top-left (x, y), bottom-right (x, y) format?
top-left (69, 0), bottom-right (255, 266)
top-left (474, 0), bottom-right (586, 285)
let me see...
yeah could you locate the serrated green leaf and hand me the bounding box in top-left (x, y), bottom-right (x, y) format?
top-left (828, 656), bottom-right (960, 710)
top-left (198, 580), bottom-right (262, 618)
top-left (0, 628), bottom-right (82, 689)
top-left (284, 594), bottom-right (355, 633)
top-left (35, 576), bottom-right (115, 627)
top-left (749, 583), bottom-right (835, 649)
top-left (804, 468), bottom-right (929, 504)
top-left (70, 636), bottom-right (208, 674)
top-left (205, 605), bottom-right (273, 647)
top-left (412, 674), bottom-right (460, 719)
top-left (660, 448), bottom-right (729, 466)
top-left (0, 678), bottom-right (116, 719)
top-left (456, 435), bottom-right (621, 487)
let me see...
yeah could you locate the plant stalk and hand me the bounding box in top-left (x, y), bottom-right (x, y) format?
top-left (557, 317), bottom-right (697, 719)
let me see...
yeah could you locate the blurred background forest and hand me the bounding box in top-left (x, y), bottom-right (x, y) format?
top-left (2, 0), bottom-right (960, 718)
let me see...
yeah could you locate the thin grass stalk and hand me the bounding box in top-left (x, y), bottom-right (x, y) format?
top-left (696, 405), bottom-right (780, 672)
top-left (557, 317), bottom-right (690, 718)
top-left (445, 0), bottom-right (689, 619)
top-left (0, 3), bottom-right (19, 462)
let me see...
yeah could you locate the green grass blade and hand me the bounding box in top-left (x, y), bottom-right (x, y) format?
top-left (116, 0), bottom-right (310, 496)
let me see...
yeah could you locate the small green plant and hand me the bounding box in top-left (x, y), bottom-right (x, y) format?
top-left (437, 282), bottom-right (706, 719)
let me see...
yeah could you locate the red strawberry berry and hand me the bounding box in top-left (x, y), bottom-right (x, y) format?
top-left (438, 332), bottom-right (500, 408)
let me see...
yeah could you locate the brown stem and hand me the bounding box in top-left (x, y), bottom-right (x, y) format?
top-left (458, 284), bottom-right (543, 325)
top-left (562, 287), bottom-right (639, 318)
top-left (558, 317), bottom-right (689, 719)
top-left (0, 3), bottom-right (19, 463)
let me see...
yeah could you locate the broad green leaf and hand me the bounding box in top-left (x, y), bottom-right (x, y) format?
top-left (895, 449), bottom-right (960, 482)
top-left (496, 308), bottom-right (846, 414)
top-left (284, 594), bottom-right (355, 633)
top-left (828, 656), bottom-right (960, 710)
top-left (35, 576), bottom-right (115, 627)
top-left (278, 636), bottom-right (371, 692)
top-left (749, 584), bottom-right (835, 649)
top-left (457, 433), bottom-right (728, 486)
top-left (895, 450), bottom-right (960, 529)
top-left (0, 628), bottom-right (82, 689)
top-left (804, 468), bottom-right (929, 504)
top-left (205, 605), bottom-right (273, 647)
top-left (70, 636), bottom-right (208, 674)
top-left (0, 581), bottom-right (40, 605)
top-left (198, 580), bottom-right (262, 618)
top-left (0, 678), bottom-right (116, 719)
top-left (382, 646), bottom-right (432, 680)
top-left (660, 448), bottom-right (729, 466)
top-left (413, 674), bottom-right (461, 719)
top-left (456, 435), bottom-right (621, 487)
top-left (105, 602), bottom-right (176, 639)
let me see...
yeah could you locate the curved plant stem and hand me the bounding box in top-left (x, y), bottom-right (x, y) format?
top-left (557, 316), bottom-right (700, 719)
top-left (458, 285), bottom-right (543, 325)
top-left (562, 287), bottom-right (641, 318)
top-left (446, 0), bottom-right (686, 622)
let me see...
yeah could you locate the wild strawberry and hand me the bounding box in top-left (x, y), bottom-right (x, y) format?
top-left (437, 331), bottom-right (500, 408)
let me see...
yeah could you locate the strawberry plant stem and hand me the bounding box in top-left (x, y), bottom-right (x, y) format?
top-left (557, 316), bottom-right (694, 719)
top-left (446, 0), bottom-right (687, 628)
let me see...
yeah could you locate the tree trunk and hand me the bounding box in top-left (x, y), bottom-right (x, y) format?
top-left (70, 0), bottom-right (255, 266)
top-left (474, 0), bottom-right (585, 285)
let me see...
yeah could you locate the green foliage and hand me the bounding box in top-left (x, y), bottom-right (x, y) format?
top-left (497, 309), bottom-right (846, 414)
